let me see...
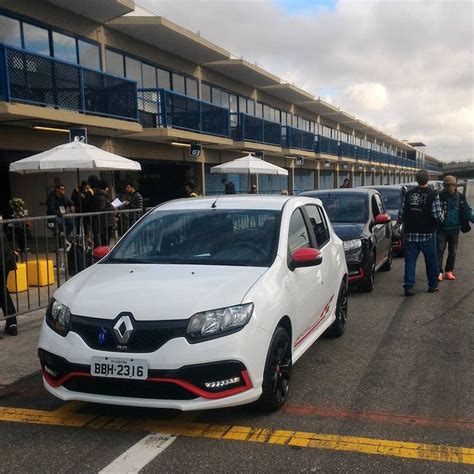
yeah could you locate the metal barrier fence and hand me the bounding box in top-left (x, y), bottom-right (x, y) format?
top-left (0, 44), bottom-right (139, 121)
top-left (0, 209), bottom-right (142, 323)
top-left (231, 112), bottom-right (282, 146)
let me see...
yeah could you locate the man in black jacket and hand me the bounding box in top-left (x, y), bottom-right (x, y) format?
top-left (0, 230), bottom-right (17, 335)
top-left (400, 169), bottom-right (441, 296)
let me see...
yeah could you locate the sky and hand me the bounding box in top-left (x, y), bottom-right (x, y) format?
top-left (139, 0), bottom-right (473, 162)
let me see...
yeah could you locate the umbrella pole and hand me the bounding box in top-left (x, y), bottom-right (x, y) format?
top-left (76, 168), bottom-right (82, 213)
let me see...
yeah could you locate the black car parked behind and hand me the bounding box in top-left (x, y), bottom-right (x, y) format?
top-left (301, 188), bottom-right (392, 291)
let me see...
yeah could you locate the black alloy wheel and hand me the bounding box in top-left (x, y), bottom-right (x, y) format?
top-left (326, 280), bottom-right (348, 338)
top-left (358, 252), bottom-right (375, 292)
top-left (255, 327), bottom-right (292, 412)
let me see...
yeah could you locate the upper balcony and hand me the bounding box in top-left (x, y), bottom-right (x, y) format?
top-left (231, 112), bottom-right (282, 147)
top-left (0, 44), bottom-right (141, 133)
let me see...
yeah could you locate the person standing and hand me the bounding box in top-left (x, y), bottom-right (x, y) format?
top-left (0, 230), bottom-right (18, 336)
top-left (249, 184), bottom-right (258, 194)
top-left (185, 180), bottom-right (199, 198)
top-left (222, 177), bottom-right (236, 194)
top-left (91, 180), bottom-right (115, 247)
top-left (401, 169), bottom-right (441, 296)
top-left (339, 178), bottom-right (351, 188)
top-left (47, 184), bottom-right (75, 236)
top-left (123, 181), bottom-right (144, 225)
top-left (437, 175), bottom-right (473, 281)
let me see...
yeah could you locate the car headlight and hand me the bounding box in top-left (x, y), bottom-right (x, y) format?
top-left (187, 303), bottom-right (254, 342)
top-left (343, 239), bottom-right (362, 252)
top-left (45, 298), bottom-right (71, 336)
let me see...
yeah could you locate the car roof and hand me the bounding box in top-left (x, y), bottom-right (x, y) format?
top-left (151, 195), bottom-right (297, 212)
top-left (301, 188), bottom-right (377, 196)
top-left (361, 185), bottom-right (405, 191)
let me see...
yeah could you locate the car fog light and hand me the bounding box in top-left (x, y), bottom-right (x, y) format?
top-left (44, 365), bottom-right (58, 377)
top-left (204, 377), bottom-right (241, 389)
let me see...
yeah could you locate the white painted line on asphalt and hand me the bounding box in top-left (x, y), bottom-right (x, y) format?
top-left (99, 432), bottom-right (177, 473)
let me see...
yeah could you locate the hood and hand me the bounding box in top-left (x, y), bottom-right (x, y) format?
top-left (54, 263), bottom-right (267, 320)
top-left (331, 223), bottom-right (366, 241)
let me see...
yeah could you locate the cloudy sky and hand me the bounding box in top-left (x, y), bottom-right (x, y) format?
top-left (139, 0), bottom-right (473, 162)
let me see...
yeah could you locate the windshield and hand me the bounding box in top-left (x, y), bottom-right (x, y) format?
top-left (107, 209), bottom-right (281, 267)
top-left (314, 193), bottom-right (369, 223)
top-left (374, 188), bottom-right (403, 210)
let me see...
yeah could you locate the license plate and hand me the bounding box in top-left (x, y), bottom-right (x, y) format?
top-left (90, 357), bottom-right (148, 380)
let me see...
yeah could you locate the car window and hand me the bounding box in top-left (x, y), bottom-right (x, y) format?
top-left (305, 205), bottom-right (329, 248)
top-left (312, 193), bottom-right (369, 223)
top-left (374, 194), bottom-right (385, 214)
top-left (107, 209), bottom-right (281, 267)
top-left (288, 208), bottom-right (311, 253)
top-left (371, 195), bottom-right (381, 217)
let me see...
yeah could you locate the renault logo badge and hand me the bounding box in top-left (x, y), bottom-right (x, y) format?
top-left (113, 314), bottom-right (134, 344)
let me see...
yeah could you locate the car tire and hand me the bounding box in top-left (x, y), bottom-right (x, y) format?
top-left (358, 252), bottom-right (375, 292)
top-left (255, 326), bottom-right (292, 412)
top-left (326, 279), bottom-right (348, 338)
top-left (380, 247), bottom-right (393, 272)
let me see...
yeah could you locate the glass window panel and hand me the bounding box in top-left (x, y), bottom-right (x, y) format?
top-left (53, 32), bottom-right (77, 63)
top-left (202, 84), bottom-right (211, 102)
top-left (78, 40), bottom-right (100, 70)
top-left (238, 96), bottom-right (247, 113)
top-left (281, 112), bottom-right (287, 126)
top-left (221, 91), bottom-right (229, 109)
top-left (0, 15), bottom-right (22, 47)
top-left (229, 94), bottom-right (238, 113)
top-left (288, 209), bottom-right (311, 253)
top-left (211, 87), bottom-right (221, 106)
top-left (256, 102), bottom-right (263, 118)
top-left (247, 100), bottom-right (255, 116)
top-left (172, 73), bottom-right (185, 94)
top-left (186, 77), bottom-right (198, 98)
top-left (125, 56), bottom-right (142, 87)
top-left (263, 104), bottom-right (270, 120)
top-left (106, 49), bottom-right (124, 76)
top-left (157, 68), bottom-right (171, 89)
top-left (142, 63), bottom-right (157, 88)
top-left (23, 22), bottom-right (50, 55)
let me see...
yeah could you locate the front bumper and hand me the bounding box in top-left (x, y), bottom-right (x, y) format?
top-left (344, 248), bottom-right (366, 283)
top-left (38, 319), bottom-right (269, 410)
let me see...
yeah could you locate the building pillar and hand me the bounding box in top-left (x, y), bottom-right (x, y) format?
top-left (315, 161), bottom-right (320, 190)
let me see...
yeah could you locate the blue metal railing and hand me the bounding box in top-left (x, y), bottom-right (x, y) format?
top-left (283, 126), bottom-right (315, 151)
top-left (138, 88), bottom-right (231, 138)
top-left (338, 142), bottom-right (357, 159)
top-left (316, 135), bottom-right (339, 155)
top-left (231, 112), bottom-right (282, 146)
top-left (0, 44), bottom-right (138, 121)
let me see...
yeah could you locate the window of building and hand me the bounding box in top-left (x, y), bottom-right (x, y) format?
top-left (172, 73), bottom-right (185, 94)
top-left (238, 96), bottom-right (247, 114)
top-left (247, 99), bottom-right (255, 116)
top-left (0, 15), bottom-right (22, 47)
top-left (78, 40), bottom-right (100, 70)
top-left (263, 104), bottom-right (270, 120)
top-left (256, 102), bottom-right (263, 118)
top-left (202, 83), bottom-right (211, 102)
top-left (52, 31), bottom-right (77, 63)
top-left (157, 68), bottom-right (171, 89)
top-left (106, 49), bottom-right (124, 76)
top-left (186, 77), bottom-right (198, 98)
top-left (142, 63), bottom-right (157, 88)
top-left (229, 94), bottom-right (238, 113)
top-left (125, 56), bottom-right (143, 87)
top-left (221, 90), bottom-right (229, 108)
top-left (23, 22), bottom-right (50, 55)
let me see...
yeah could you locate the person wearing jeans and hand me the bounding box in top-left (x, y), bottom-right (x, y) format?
top-left (437, 175), bottom-right (473, 281)
top-left (400, 169), bottom-right (441, 296)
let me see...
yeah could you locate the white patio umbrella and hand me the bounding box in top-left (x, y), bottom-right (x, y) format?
top-left (210, 153), bottom-right (288, 176)
top-left (9, 137), bottom-right (141, 174)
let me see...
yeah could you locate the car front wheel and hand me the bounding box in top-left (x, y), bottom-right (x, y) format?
top-left (255, 326), bottom-right (292, 412)
top-left (358, 252), bottom-right (375, 292)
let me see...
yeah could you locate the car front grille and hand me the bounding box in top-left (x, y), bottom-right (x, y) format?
top-left (70, 315), bottom-right (188, 353)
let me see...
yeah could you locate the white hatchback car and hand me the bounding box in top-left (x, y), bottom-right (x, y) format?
top-left (38, 195), bottom-right (348, 411)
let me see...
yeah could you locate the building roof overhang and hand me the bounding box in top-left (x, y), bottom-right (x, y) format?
top-left (47, 0), bottom-right (135, 23)
top-left (204, 59), bottom-right (281, 88)
top-left (107, 16), bottom-right (230, 64)
top-left (261, 84), bottom-right (314, 104)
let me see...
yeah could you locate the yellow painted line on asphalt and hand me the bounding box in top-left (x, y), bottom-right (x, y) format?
top-left (52, 401), bottom-right (86, 415)
top-left (0, 406), bottom-right (473, 465)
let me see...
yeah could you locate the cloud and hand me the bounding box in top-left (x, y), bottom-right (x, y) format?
top-left (139, 0), bottom-right (473, 161)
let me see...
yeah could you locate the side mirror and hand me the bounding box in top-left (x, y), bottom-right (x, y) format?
top-left (93, 246), bottom-right (111, 260)
top-left (290, 248), bottom-right (322, 270)
top-left (374, 213), bottom-right (391, 225)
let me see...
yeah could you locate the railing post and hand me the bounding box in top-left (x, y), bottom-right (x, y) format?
top-left (159, 89), bottom-right (167, 127)
top-left (198, 99), bottom-right (202, 133)
top-left (0, 45), bottom-right (10, 102)
top-left (79, 67), bottom-right (85, 113)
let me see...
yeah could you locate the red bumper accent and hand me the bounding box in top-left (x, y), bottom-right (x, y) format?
top-left (348, 267), bottom-right (365, 283)
top-left (43, 369), bottom-right (253, 400)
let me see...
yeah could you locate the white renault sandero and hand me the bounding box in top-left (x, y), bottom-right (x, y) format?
top-left (38, 195), bottom-right (348, 411)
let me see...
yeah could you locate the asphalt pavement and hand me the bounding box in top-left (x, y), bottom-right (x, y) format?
top-left (0, 232), bottom-right (473, 473)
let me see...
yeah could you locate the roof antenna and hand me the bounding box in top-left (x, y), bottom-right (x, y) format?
top-left (211, 192), bottom-right (221, 209)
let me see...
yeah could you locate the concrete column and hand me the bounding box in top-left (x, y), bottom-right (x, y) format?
top-left (315, 161), bottom-right (320, 190)
top-left (335, 163), bottom-right (340, 188)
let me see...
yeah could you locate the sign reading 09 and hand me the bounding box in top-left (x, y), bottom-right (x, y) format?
top-left (190, 144), bottom-right (202, 157)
